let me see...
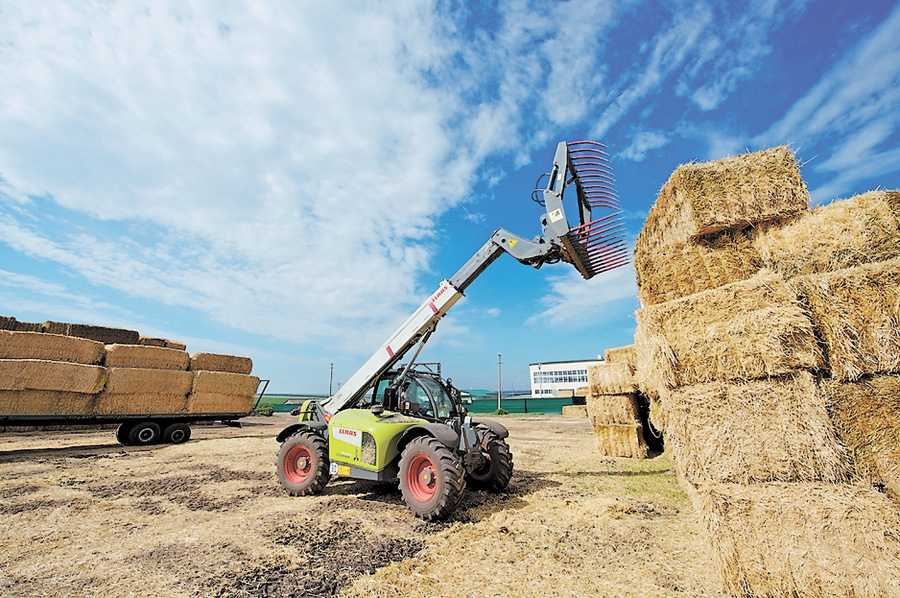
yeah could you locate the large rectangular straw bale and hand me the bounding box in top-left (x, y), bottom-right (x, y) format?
top-left (635, 146), bottom-right (809, 256)
top-left (13, 320), bottom-right (42, 332)
top-left (190, 370), bottom-right (259, 396)
top-left (587, 362), bottom-right (636, 395)
top-left (42, 320), bottom-right (69, 335)
top-left (821, 374), bottom-right (900, 500)
top-left (103, 368), bottom-right (193, 396)
top-left (634, 271), bottom-right (822, 390)
top-left (755, 190), bottom-right (900, 278)
top-left (105, 344), bottom-right (189, 370)
top-left (561, 404), bottom-right (588, 418)
top-left (187, 392), bottom-right (255, 414)
top-left (189, 352), bottom-right (253, 374)
top-left (0, 360), bottom-right (108, 393)
top-left (68, 323), bottom-right (140, 345)
top-left (791, 258), bottom-right (900, 381)
top-left (0, 316), bottom-right (16, 330)
top-left (635, 228), bottom-right (763, 305)
top-left (695, 481), bottom-right (900, 597)
top-left (138, 336), bottom-right (187, 351)
top-left (0, 330), bottom-right (105, 364)
top-left (664, 371), bottom-right (850, 485)
top-left (0, 390), bottom-right (95, 417)
top-left (592, 423), bottom-right (647, 459)
top-left (586, 393), bottom-right (641, 425)
top-left (188, 371), bottom-right (259, 415)
top-left (92, 393), bottom-right (189, 416)
top-left (603, 345), bottom-right (635, 366)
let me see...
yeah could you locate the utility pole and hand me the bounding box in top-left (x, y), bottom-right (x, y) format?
top-left (329, 363), bottom-right (334, 396)
top-left (497, 354), bottom-right (502, 412)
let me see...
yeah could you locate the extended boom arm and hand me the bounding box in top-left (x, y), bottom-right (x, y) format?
top-left (318, 141), bottom-right (627, 415)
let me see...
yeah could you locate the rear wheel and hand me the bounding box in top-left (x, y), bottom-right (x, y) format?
top-left (115, 423), bottom-right (134, 445)
top-left (398, 436), bottom-right (465, 521)
top-left (276, 430), bottom-right (330, 496)
top-left (466, 429), bottom-right (513, 492)
top-left (128, 421), bottom-right (161, 446)
top-left (162, 422), bottom-right (191, 444)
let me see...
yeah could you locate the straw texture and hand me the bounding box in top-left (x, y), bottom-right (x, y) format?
top-left (635, 146), bottom-right (808, 256)
top-left (634, 271), bottom-right (822, 390)
top-left (791, 257), bottom-right (900, 381)
top-left (664, 372), bottom-right (850, 485)
top-left (695, 481), bottom-right (900, 597)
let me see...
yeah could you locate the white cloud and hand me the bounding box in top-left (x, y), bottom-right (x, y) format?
top-left (755, 2), bottom-right (900, 198)
top-left (527, 264), bottom-right (638, 327)
top-left (621, 129), bottom-right (670, 162)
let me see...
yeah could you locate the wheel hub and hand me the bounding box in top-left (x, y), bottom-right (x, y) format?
top-left (420, 468), bottom-right (434, 486)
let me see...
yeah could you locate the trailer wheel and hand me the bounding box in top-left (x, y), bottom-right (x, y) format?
top-left (276, 430), bottom-right (330, 496)
top-left (466, 429), bottom-right (514, 492)
top-left (399, 435), bottom-right (465, 521)
top-left (162, 423), bottom-right (191, 444)
top-left (115, 423), bottom-right (134, 445)
top-left (128, 422), bottom-right (161, 446)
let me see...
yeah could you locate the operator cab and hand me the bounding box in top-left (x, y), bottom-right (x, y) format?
top-left (373, 367), bottom-right (465, 421)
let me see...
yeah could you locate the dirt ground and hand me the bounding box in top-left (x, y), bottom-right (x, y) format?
top-left (0, 414), bottom-right (724, 598)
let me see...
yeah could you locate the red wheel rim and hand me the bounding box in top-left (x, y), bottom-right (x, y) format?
top-left (285, 445), bottom-right (313, 484)
top-left (407, 454), bottom-right (438, 503)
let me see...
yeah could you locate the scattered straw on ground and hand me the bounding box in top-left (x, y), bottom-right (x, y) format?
top-left (0, 415), bottom-right (724, 598)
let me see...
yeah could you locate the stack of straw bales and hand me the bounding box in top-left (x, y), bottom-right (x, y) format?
top-left (586, 349), bottom-right (647, 459)
top-left (0, 318), bottom-right (258, 425)
top-left (631, 147), bottom-right (900, 595)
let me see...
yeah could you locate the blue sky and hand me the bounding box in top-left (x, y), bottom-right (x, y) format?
top-left (1, 1), bottom-right (899, 394)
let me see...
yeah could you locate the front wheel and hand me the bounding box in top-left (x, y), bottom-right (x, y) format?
top-left (276, 430), bottom-right (330, 496)
top-left (466, 429), bottom-right (513, 492)
top-left (398, 436), bottom-right (465, 521)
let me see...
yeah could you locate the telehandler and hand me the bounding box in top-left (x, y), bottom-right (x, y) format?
top-left (275, 141), bottom-right (628, 520)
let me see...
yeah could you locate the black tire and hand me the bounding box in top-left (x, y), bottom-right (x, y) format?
top-left (162, 422), bottom-right (192, 444)
top-left (466, 428), bottom-right (514, 492)
top-left (115, 423), bottom-right (134, 445)
top-left (128, 421), bottom-right (161, 446)
top-left (398, 435), bottom-right (465, 521)
top-left (276, 430), bottom-right (330, 496)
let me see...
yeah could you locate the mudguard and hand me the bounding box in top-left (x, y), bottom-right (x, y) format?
top-left (275, 421), bottom-right (327, 443)
top-left (397, 423), bottom-right (459, 452)
top-left (471, 418), bottom-right (509, 439)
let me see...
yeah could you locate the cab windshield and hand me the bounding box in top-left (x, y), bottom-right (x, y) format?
top-left (414, 375), bottom-right (454, 419)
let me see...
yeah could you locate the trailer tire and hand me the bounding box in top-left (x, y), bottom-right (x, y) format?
top-left (128, 422), bottom-right (161, 446)
top-left (399, 435), bottom-right (465, 521)
top-left (466, 428), bottom-right (514, 492)
top-left (276, 430), bottom-right (330, 496)
top-left (162, 423), bottom-right (191, 444)
top-left (115, 423), bottom-right (134, 445)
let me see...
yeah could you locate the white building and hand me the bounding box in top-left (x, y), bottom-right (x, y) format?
top-left (529, 359), bottom-right (602, 397)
